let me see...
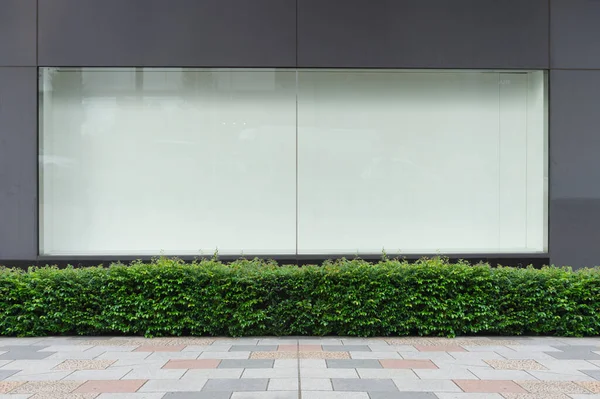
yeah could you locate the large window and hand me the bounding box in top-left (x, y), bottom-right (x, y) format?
top-left (39, 68), bottom-right (547, 256)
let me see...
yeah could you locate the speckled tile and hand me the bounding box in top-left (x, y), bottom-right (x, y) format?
top-left (250, 351), bottom-right (296, 359)
top-left (299, 352), bottom-right (350, 359)
top-left (576, 381), bottom-right (600, 393)
top-left (12, 381), bottom-right (85, 394)
top-left (485, 360), bottom-right (547, 370)
top-left (54, 360), bottom-right (116, 370)
top-left (385, 338), bottom-right (437, 346)
top-left (76, 340), bottom-right (141, 346)
top-left (386, 338), bottom-right (520, 346)
top-left (0, 381), bottom-right (25, 394)
top-left (166, 338), bottom-right (216, 346)
top-left (427, 338), bottom-right (497, 345)
top-left (133, 346), bottom-right (185, 352)
top-left (501, 394), bottom-right (570, 399)
top-left (30, 394), bottom-right (98, 399)
top-left (515, 380), bottom-right (589, 394)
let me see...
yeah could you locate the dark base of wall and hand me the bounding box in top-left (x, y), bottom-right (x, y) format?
top-left (1, 254), bottom-right (550, 269)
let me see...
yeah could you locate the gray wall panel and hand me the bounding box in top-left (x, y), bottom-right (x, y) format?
top-left (38, 0), bottom-right (296, 67)
top-left (298, 0), bottom-right (549, 68)
top-left (0, 0), bottom-right (37, 66)
top-left (0, 68), bottom-right (38, 260)
top-left (550, 70), bottom-right (600, 268)
top-left (551, 0), bottom-right (600, 69)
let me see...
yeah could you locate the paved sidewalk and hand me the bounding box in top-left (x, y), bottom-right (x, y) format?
top-left (1, 337), bottom-right (600, 398)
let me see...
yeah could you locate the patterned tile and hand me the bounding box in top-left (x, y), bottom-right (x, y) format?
top-left (386, 338), bottom-right (519, 346)
top-left (250, 352), bottom-right (296, 359)
top-left (385, 339), bottom-right (439, 346)
top-left (501, 394), bottom-right (570, 399)
top-left (54, 360), bottom-right (116, 370)
top-left (516, 380), bottom-right (590, 394)
top-left (12, 381), bottom-right (84, 394)
top-left (166, 338), bottom-right (216, 346)
top-left (576, 380), bottom-right (600, 393)
top-left (0, 381), bottom-right (25, 394)
top-left (485, 360), bottom-right (546, 370)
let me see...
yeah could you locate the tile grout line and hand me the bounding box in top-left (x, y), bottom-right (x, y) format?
top-left (297, 338), bottom-right (302, 399)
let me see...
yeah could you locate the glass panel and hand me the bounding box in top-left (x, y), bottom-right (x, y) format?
top-left (297, 70), bottom-right (547, 254)
top-left (39, 68), bottom-right (297, 255)
top-left (40, 68), bottom-right (547, 256)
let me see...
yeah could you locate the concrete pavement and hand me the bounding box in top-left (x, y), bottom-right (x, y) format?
top-left (1, 336), bottom-right (600, 398)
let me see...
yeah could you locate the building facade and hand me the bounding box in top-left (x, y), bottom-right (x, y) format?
top-left (0, 0), bottom-right (598, 268)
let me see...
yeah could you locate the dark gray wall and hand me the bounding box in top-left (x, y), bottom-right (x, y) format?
top-left (0, 68), bottom-right (38, 260)
top-left (0, 0), bottom-right (37, 66)
top-left (298, 0), bottom-right (549, 68)
top-left (548, 0), bottom-right (600, 268)
top-left (38, 0), bottom-right (296, 67)
top-left (551, 0), bottom-right (600, 69)
top-left (4, 0), bottom-right (600, 267)
top-left (549, 71), bottom-right (600, 268)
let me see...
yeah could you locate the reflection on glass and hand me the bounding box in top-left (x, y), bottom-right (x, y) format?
top-left (39, 68), bottom-right (297, 255)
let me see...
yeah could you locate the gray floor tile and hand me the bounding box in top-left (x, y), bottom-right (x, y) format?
top-left (326, 360), bottom-right (382, 369)
top-left (369, 393), bottom-right (436, 399)
top-left (0, 370), bottom-right (19, 380)
top-left (231, 393), bottom-right (297, 399)
top-left (553, 345), bottom-right (600, 352)
top-left (202, 379), bottom-right (268, 392)
top-left (0, 345), bottom-right (50, 351)
top-left (582, 369), bottom-right (600, 380)
top-left (323, 346), bottom-right (372, 352)
top-left (69, 336), bottom-right (113, 340)
top-left (219, 359), bottom-right (274, 368)
top-left (547, 351), bottom-right (600, 360)
top-left (0, 370), bottom-right (21, 381)
top-left (229, 345), bottom-right (278, 352)
top-left (164, 393), bottom-right (232, 399)
top-left (0, 350), bottom-right (53, 360)
top-left (332, 379), bottom-right (398, 392)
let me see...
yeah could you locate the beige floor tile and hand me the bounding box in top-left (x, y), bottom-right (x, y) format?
top-left (485, 360), bottom-right (547, 370)
top-left (515, 380), bottom-right (590, 394)
top-left (250, 352), bottom-right (296, 359)
top-left (12, 381), bottom-right (85, 394)
top-left (0, 381), bottom-right (25, 394)
top-left (577, 381), bottom-right (600, 393)
top-left (299, 352), bottom-right (350, 359)
top-left (54, 360), bottom-right (116, 370)
top-left (502, 394), bottom-right (570, 399)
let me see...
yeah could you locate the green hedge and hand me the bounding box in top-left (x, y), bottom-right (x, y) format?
top-left (1, 257), bottom-right (599, 337)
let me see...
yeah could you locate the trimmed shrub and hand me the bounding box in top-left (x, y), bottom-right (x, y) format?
top-left (0, 257), bottom-right (599, 337)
